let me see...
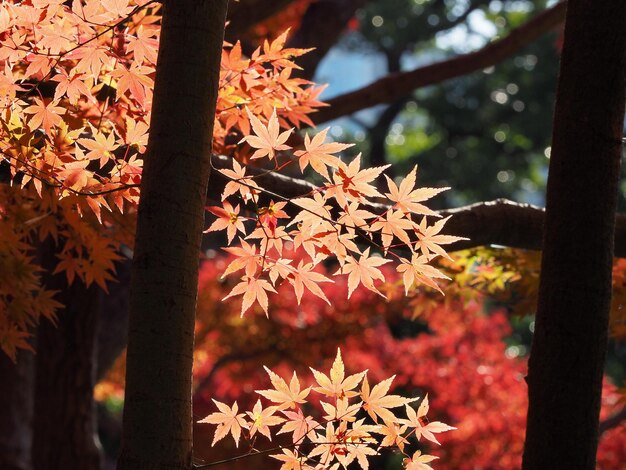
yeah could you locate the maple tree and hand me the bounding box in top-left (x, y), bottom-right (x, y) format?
top-left (1, 1), bottom-right (625, 469)
top-left (0, 0), bottom-right (460, 468)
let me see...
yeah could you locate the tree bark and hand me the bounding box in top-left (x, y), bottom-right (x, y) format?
top-left (32, 278), bottom-right (102, 470)
top-left (522, 1), bottom-right (626, 469)
top-left (0, 350), bottom-right (35, 470)
top-left (117, 1), bottom-right (228, 468)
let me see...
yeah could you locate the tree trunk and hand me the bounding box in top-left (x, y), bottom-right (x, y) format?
top-left (0, 350), bottom-right (35, 470)
top-left (522, 2), bottom-right (626, 469)
top-left (117, 1), bottom-right (229, 468)
top-left (32, 279), bottom-right (102, 470)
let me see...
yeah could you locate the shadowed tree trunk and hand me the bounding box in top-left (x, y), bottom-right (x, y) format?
top-left (117, 1), bottom-right (229, 468)
top-left (522, 1), bottom-right (626, 469)
top-left (0, 350), bottom-right (35, 470)
top-left (32, 276), bottom-right (102, 470)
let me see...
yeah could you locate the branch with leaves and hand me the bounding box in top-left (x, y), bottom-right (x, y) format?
top-left (198, 349), bottom-right (455, 470)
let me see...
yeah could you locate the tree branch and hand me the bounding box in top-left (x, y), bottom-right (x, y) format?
top-left (288, 0), bottom-right (367, 80)
top-left (209, 155), bottom-right (626, 258)
top-left (599, 407), bottom-right (626, 436)
top-left (225, 0), bottom-right (300, 39)
top-left (311, 1), bottom-right (567, 124)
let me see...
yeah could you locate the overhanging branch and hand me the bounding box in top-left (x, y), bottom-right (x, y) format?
top-left (210, 155), bottom-right (626, 258)
top-left (311, 1), bottom-right (567, 124)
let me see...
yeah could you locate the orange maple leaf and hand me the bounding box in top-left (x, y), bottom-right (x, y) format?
top-left (361, 375), bottom-right (416, 423)
top-left (336, 248), bottom-right (391, 299)
top-left (415, 216), bottom-right (466, 261)
top-left (198, 400), bottom-right (248, 447)
top-left (239, 107), bottom-right (293, 160)
top-left (294, 127), bottom-right (353, 180)
top-left (204, 201), bottom-right (246, 244)
top-left (402, 395), bottom-right (456, 445)
top-left (369, 209), bottom-right (414, 251)
top-left (256, 368), bottom-right (311, 410)
top-left (23, 98), bottom-right (65, 137)
top-left (246, 399), bottom-right (285, 440)
top-left (327, 154), bottom-right (390, 208)
top-left (309, 348), bottom-right (366, 399)
top-left (223, 276), bottom-right (277, 316)
top-left (396, 253), bottom-right (449, 295)
top-left (385, 166), bottom-right (448, 216)
top-left (288, 260), bottom-right (333, 305)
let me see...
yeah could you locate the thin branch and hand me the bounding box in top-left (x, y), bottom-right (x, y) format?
top-left (209, 155), bottom-right (626, 258)
top-left (599, 407), bottom-right (626, 436)
top-left (310, 1), bottom-right (567, 124)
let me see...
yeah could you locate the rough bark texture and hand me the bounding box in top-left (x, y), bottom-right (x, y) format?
top-left (311, 1), bottom-right (567, 124)
top-left (522, 1), bottom-right (626, 468)
top-left (117, 1), bottom-right (228, 468)
top-left (32, 277), bottom-right (102, 470)
top-left (0, 350), bottom-right (35, 470)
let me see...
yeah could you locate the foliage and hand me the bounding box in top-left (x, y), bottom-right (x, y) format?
top-left (0, 0), bottom-right (326, 355)
top-left (182, 250), bottom-right (626, 468)
top-left (200, 348), bottom-right (454, 470)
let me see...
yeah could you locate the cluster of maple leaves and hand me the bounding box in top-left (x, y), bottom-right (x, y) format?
top-left (207, 106), bottom-right (462, 315)
top-left (0, 1), bottom-right (462, 468)
top-left (0, 0), bottom-right (327, 355)
top-left (183, 251), bottom-right (626, 469)
top-left (200, 348), bottom-right (454, 470)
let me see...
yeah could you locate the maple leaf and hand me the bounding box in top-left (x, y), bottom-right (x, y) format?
top-left (327, 154), bottom-right (390, 208)
top-left (51, 70), bottom-right (93, 105)
top-left (278, 408), bottom-right (320, 444)
top-left (320, 397), bottom-right (361, 422)
top-left (222, 239), bottom-right (259, 278)
top-left (223, 276), bottom-right (277, 317)
top-left (219, 159), bottom-right (260, 202)
top-left (372, 421), bottom-right (408, 451)
top-left (403, 450), bottom-right (439, 470)
top-left (247, 224), bottom-right (291, 255)
top-left (111, 64), bottom-right (154, 106)
top-left (310, 348), bottom-right (366, 399)
top-left (337, 202), bottom-right (376, 234)
top-left (308, 422), bottom-right (340, 467)
top-left (397, 253), bottom-right (450, 295)
top-left (255, 29), bottom-right (312, 69)
top-left (77, 125), bottom-right (118, 168)
top-left (69, 45), bottom-right (111, 78)
top-left (124, 117), bottom-right (149, 153)
top-left (369, 209), bottom-right (414, 251)
top-left (288, 260), bottom-right (333, 305)
top-left (340, 421), bottom-right (379, 470)
top-left (256, 368), bottom-right (311, 410)
top-left (271, 448), bottom-right (308, 470)
top-left (239, 108), bottom-right (292, 160)
top-left (336, 248), bottom-right (391, 299)
top-left (258, 200), bottom-right (288, 235)
top-left (385, 166), bottom-right (448, 216)
top-left (415, 216), bottom-right (466, 261)
top-left (290, 192), bottom-right (332, 229)
top-left (204, 201), bottom-right (246, 244)
top-left (402, 395), bottom-right (456, 445)
top-left (23, 98), bottom-right (65, 137)
top-left (198, 400), bottom-right (248, 447)
top-left (246, 399), bottom-right (285, 439)
top-left (57, 158), bottom-right (94, 192)
top-left (294, 127), bottom-right (353, 180)
top-left (126, 24), bottom-right (159, 65)
top-left (361, 375), bottom-right (416, 423)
